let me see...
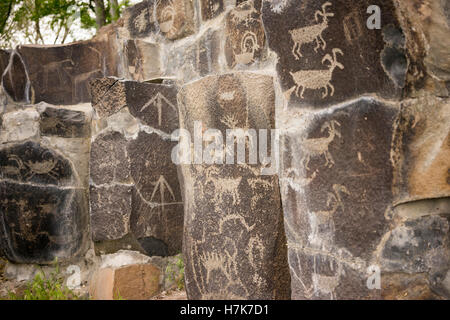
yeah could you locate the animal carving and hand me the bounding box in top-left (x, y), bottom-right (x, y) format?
top-left (312, 260), bottom-right (344, 300)
top-left (289, 2), bottom-right (334, 60)
top-left (301, 120), bottom-right (341, 170)
top-left (290, 48), bottom-right (344, 99)
top-left (158, 1), bottom-right (175, 33)
top-left (310, 184), bottom-right (350, 244)
top-left (1, 153), bottom-right (60, 182)
top-left (234, 31), bottom-right (260, 65)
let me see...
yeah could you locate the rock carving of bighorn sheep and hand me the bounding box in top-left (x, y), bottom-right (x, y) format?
top-left (301, 120), bottom-right (341, 170)
top-left (290, 48), bottom-right (344, 99)
top-left (289, 2), bottom-right (334, 60)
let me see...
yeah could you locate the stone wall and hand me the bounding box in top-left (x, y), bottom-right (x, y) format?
top-left (0, 0), bottom-right (449, 300)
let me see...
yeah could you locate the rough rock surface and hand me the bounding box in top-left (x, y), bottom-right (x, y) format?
top-left (178, 72), bottom-right (290, 299)
top-left (89, 78), bottom-right (183, 257)
top-left (0, 0), bottom-right (449, 300)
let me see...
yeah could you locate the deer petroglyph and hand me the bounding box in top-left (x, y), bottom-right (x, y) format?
top-left (289, 2), bottom-right (334, 60)
top-left (290, 48), bottom-right (344, 99)
top-left (300, 120), bottom-right (341, 171)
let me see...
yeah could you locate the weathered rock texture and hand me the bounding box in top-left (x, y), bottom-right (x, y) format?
top-left (0, 0), bottom-right (449, 300)
top-left (0, 104), bottom-right (92, 264)
top-left (89, 78), bottom-right (183, 257)
top-left (272, 0), bottom-right (450, 300)
top-left (178, 72), bottom-right (290, 299)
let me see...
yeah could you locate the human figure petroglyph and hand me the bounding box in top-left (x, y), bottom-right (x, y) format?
top-left (289, 2), bottom-right (334, 60)
top-left (300, 120), bottom-right (341, 171)
top-left (141, 92), bottom-right (177, 126)
top-left (150, 175), bottom-right (176, 207)
top-left (290, 48), bottom-right (344, 99)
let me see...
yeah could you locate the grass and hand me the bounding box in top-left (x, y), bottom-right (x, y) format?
top-left (165, 254), bottom-right (185, 291)
top-left (5, 259), bottom-right (81, 300)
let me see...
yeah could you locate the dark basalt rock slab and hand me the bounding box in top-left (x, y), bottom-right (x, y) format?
top-left (131, 190), bottom-right (183, 256)
top-left (0, 181), bottom-right (88, 264)
top-left (225, 1), bottom-right (266, 68)
top-left (89, 185), bottom-right (133, 242)
top-left (127, 131), bottom-right (183, 255)
top-left (380, 215), bottom-right (450, 274)
top-left (39, 107), bottom-right (90, 138)
top-left (125, 81), bottom-right (179, 133)
top-left (90, 78), bottom-right (127, 119)
top-left (127, 131), bottom-right (181, 203)
top-left (89, 78), bottom-right (183, 254)
top-left (280, 98), bottom-right (398, 299)
top-left (90, 131), bottom-right (131, 186)
top-left (0, 141), bottom-right (73, 186)
top-left (178, 72), bottom-right (290, 299)
top-left (261, 0), bottom-right (405, 108)
top-left (10, 40), bottom-right (120, 105)
top-left (379, 215), bottom-right (450, 299)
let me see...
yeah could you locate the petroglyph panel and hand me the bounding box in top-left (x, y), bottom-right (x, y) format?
top-left (156, 0), bottom-right (195, 40)
top-left (280, 99), bottom-right (398, 299)
top-left (131, 190), bottom-right (183, 256)
top-left (178, 72), bottom-right (290, 299)
top-left (392, 97), bottom-right (450, 205)
top-left (0, 142), bottom-right (74, 187)
top-left (89, 78), bottom-right (183, 254)
top-left (39, 107), bottom-right (91, 138)
top-left (127, 131), bottom-right (184, 255)
top-left (0, 181), bottom-right (88, 264)
top-left (123, 0), bottom-right (157, 38)
top-left (125, 81), bottom-right (179, 133)
top-left (225, 1), bottom-right (266, 68)
top-left (10, 39), bottom-right (120, 105)
top-left (261, 0), bottom-right (406, 108)
top-left (127, 131), bottom-right (181, 204)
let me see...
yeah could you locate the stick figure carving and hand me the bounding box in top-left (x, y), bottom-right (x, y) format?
top-left (140, 92), bottom-right (177, 126)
